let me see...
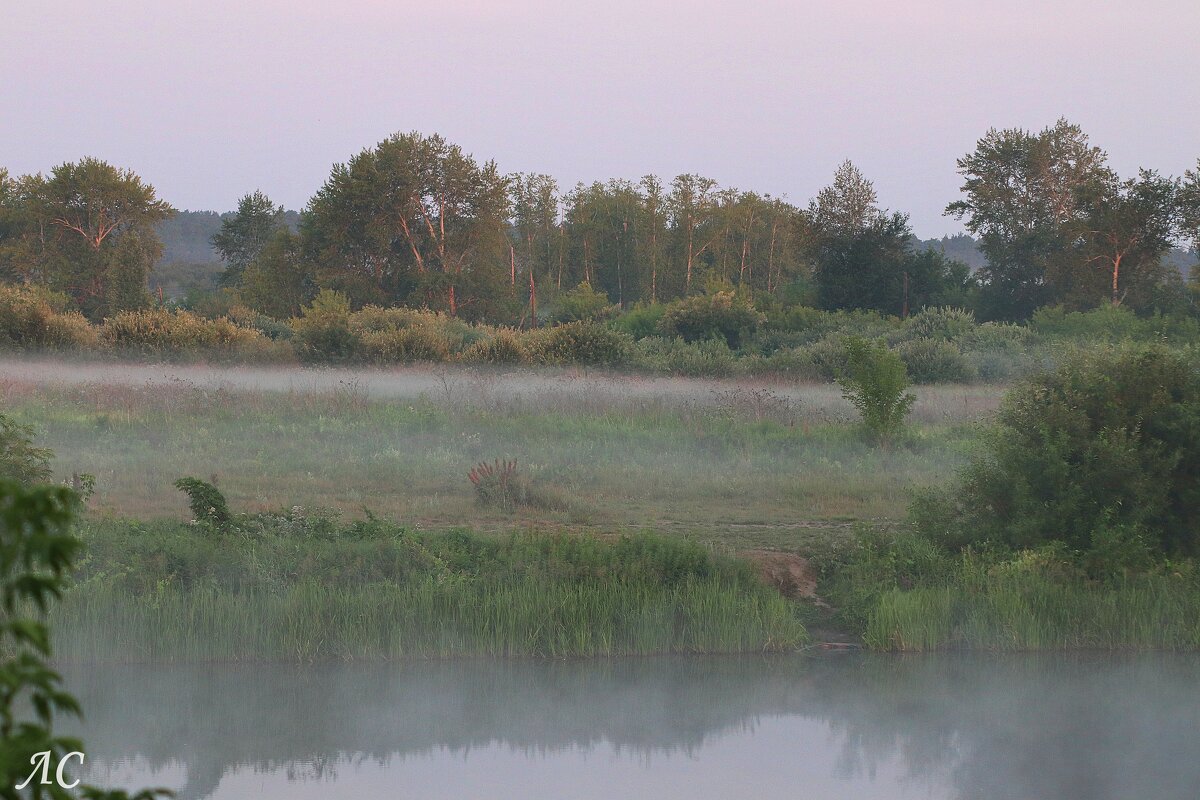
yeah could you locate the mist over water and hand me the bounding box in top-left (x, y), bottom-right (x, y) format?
top-left (66, 654), bottom-right (1200, 800)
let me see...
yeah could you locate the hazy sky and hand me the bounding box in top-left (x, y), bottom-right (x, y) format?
top-left (3, 0), bottom-right (1198, 237)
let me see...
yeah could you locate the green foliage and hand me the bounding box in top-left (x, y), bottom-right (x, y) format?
top-left (902, 306), bottom-right (976, 341)
top-left (460, 329), bottom-right (527, 365)
top-left (657, 291), bottom-right (764, 348)
top-left (173, 477), bottom-right (232, 531)
top-left (913, 345), bottom-right (1200, 561)
top-left (836, 337), bottom-right (915, 442)
top-left (527, 322), bottom-right (633, 367)
top-left (290, 289), bottom-right (357, 362)
top-left (0, 284), bottom-right (97, 350)
top-left (0, 481), bottom-right (167, 800)
top-left (54, 518), bottom-right (807, 660)
top-left (611, 303), bottom-right (665, 339)
top-left (0, 414), bottom-right (52, 486)
top-left (546, 281), bottom-right (617, 324)
top-left (632, 336), bottom-right (737, 377)
top-left (101, 308), bottom-right (270, 358)
top-left (212, 191), bottom-right (286, 287)
top-left (894, 338), bottom-right (976, 384)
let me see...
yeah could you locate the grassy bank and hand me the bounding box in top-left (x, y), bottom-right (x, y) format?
top-left (816, 531), bottom-right (1200, 652)
top-left (52, 516), bottom-right (807, 662)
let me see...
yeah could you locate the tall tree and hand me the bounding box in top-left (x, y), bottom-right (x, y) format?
top-left (946, 120), bottom-right (1113, 318)
top-left (667, 174), bottom-right (720, 295)
top-left (1, 158), bottom-right (174, 317)
top-left (212, 190), bottom-right (286, 288)
top-left (1079, 170), bottom-right (1189, 307)
top-left (303, 132), bottom-right (512, 318)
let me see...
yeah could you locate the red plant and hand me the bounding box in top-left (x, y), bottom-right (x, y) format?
top-left (467, 459), bottom-right (518, 488)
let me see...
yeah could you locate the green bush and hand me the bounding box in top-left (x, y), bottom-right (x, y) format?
top-left (912, 345), bottom-right (1200, 560)
top-left (102, 307), bottom-right (270, 357)
top-left (657, 291), bottom-right (765, 348)
top-left (836, 337), bottom-right (916, 443)
top-left (0, 283), bottom-right (98, 349)
top-left (527, 321), bottom-right (633, 367)
top-left (632, 336), bottom-right (737, 377)
top-left (895, 338), bottom-right (976, 383)
top-left (0, 413), bottom-right (52, 485)
top-left (290, 289), bottom-right (359, 362)
top-left (901, 306), bottom-right (976, 342)
top-left (174, 476), bottom-right (232, 531)
top-left (545, 282), bottom-right (618, 324)
top-left (612, 303), bottom-right (666, 340)
top-left (460, 329), bottom-right (528, 365)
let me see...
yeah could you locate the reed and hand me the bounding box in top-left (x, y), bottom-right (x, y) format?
top-left (864, 573), bottom-right (1200, 652)
top-left (50, 520), bottom-right (807, 662)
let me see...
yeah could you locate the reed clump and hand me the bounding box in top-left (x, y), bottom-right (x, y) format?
top-left (52, 515), bottom-right (808, 662)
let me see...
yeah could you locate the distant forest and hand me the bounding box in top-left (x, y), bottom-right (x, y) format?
top-left (3, 118), bottom-right (1198, 323)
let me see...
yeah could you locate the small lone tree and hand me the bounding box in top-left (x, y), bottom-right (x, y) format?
top-left (837, 337), bottom-right (915, 444)
top-left (174, 476), bottom-right (231, 530)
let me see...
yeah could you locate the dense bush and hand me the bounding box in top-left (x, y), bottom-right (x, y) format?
top-left (101, 307), bottom-right (269, 356)
top-left (527, 321), bottom-right (633, 367)
top-left (0, 283), bottom-right (98, 349)
top-left (611, 303), bottom-right (666, 339)
top-left (545, 282), bottom-right (618, 324)
top-left (912, 345), bottom-right (1200, 561)
top-left (900, 306), bottom-right (976, 342)
top-left (290, 289), bottom-right (358, 362)
top-left (895, 337), bottom-right (976, 383)
top-left (837, 337), bottom-right (915, 443)
top-left (657, 291), bottom-right (765, 348)
top-left (460, 329), bottom-right (528, 365)
top-left (632, 336), bottom-right (737, 377)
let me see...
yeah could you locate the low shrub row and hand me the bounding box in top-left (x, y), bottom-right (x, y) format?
top-left (0, 282), bottom-right (1196, 382)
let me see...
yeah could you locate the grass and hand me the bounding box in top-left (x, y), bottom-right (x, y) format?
top-left (0, 359), bottom-right (993, 551)
top-left (863, 572), bottom-right (1200, 652)
top-left (816, 528), bottom-right (1200, 652)
top-left (50, 516), bottom-right (808, 662)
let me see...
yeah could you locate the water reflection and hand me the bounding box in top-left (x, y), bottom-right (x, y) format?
top-left (65, 653), bottom-right (1200, 800)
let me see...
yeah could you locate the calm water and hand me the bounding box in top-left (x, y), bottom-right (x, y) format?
top-left (64, 653), bottom-right (1200, 800)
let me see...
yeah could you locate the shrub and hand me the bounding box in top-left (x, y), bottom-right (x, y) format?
top-left (794, 333), bottom-right (853, 380)
top-left (460, 329), bottom-right (528, 365)
top-left (901, 306), bottom-right (975, 342)
top-left (0, 413), bottom-right (52, 485)
top-left (290, 289), bottom-right (359, 362)
top-left (895, 338), bottom-right (976, 383)
top-left (632, 336), bottom-right (737, 377)
top-left (657, 291), bottom-right (765, 348)
top-left (358, 327), bottom-right (453, 363)
top-left (527, 321), bottom-right (633, 367)
top-left (612, 303), bottom-right (666, 340)
top-left (912, 345), bottom-right (1200, 561)
top-left (102, 307), bottom-right (268, 356)
top-left (836, 337), bottom-right (915, 443)
top-left (174, 476), bottom-right (232, 530)
top-left (546, 282), bottom-right (618, 324)
top-left (1030, 305), bottom-right (1146, 342)
top-left (0, 283), bottom-right (98, 349)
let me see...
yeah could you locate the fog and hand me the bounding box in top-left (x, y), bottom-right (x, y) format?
top-left (67, 654), bottom-right (1200, 800)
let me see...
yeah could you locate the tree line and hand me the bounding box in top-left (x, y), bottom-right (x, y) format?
top-left (1, 120), bottom-right (1198, 324)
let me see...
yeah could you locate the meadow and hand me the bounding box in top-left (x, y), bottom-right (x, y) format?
top-left (1, 358), bottom-right (996, 551)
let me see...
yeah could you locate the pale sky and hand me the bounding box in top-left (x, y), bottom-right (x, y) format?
top-left (3, 0), bottom-right (1198, 237)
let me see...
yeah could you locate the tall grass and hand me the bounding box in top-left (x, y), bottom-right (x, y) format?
top-left (50, 519), bottom-right (807, 662)
top-left (863, 572), bottom-right (1200, 652)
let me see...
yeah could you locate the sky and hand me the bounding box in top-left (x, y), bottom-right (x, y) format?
top-left (3, 0), bottom-right (1198, 238)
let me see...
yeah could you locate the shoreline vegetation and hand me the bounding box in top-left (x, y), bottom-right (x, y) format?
top-left (2, 337), bottom-right (1199, 662)
top-left (3, 282), bottom-right (1199, 382)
